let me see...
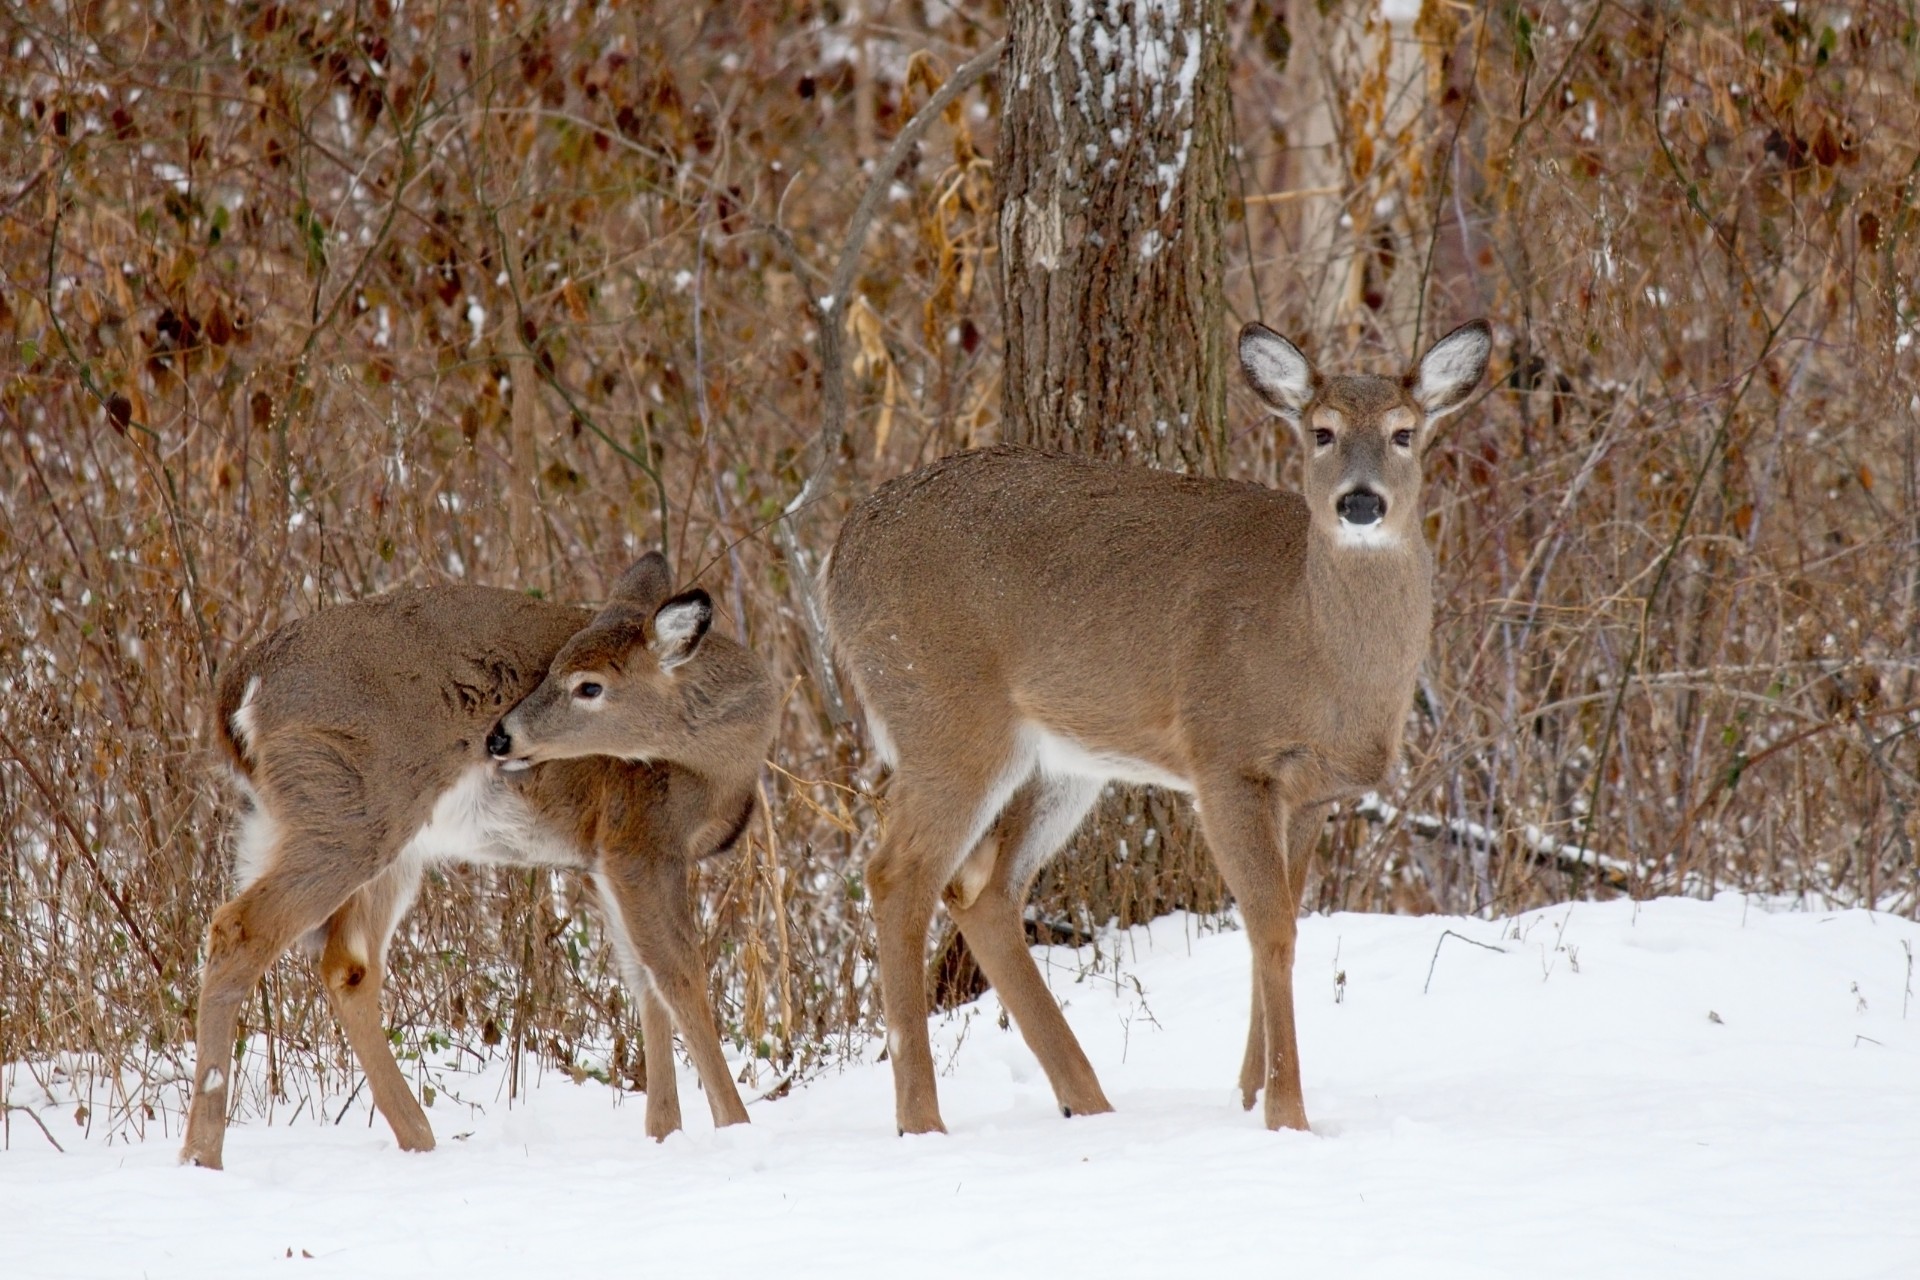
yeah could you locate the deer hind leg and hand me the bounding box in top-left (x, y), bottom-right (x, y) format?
top-left (1237, 804), bottom-right (1322, 1112)
top-left (1195, 774), bottom-right (1312, 1132)
top-left (869, 744), bottom-right (1031, 1136)
top-left (319, 857), bottom-right (433, 1154)
top-left (596, 862), bottom-right (748, 1132)
top-left (183, 816), bottom-right (396, 1169)
top-left (944, 773), bottom-right (1112, 1119)
top-left (591, 871), bottom-right (684, 1140)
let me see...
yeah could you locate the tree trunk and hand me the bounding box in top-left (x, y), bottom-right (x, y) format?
top-left (991, 0), bottom-right (1232, 949)
top-left (997, 0), bottom-right (1229, 470)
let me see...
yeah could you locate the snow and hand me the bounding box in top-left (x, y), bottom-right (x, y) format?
top-left (4, 895), bottom-right (1917, 1278)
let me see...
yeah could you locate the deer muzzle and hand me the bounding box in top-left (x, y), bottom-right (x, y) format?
top-left (486, 721), bottom-right (532, 772)
top-left (1336, 488), bottom-right (1386, 525)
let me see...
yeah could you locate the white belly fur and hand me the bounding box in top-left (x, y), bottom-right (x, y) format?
top-left (1025, 724), bottom-right (1193, 794)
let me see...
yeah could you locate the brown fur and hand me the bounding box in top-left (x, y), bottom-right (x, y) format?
top-left (824, 321), bottom-right (1490, 1135)
top-left (181, 554), bottom-right (778, 1168)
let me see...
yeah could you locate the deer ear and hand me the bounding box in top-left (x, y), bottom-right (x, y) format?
top-left (1409, 320), bottom-right (1491, 421)
top-left (608, 552), bottom-right (675, 613)
top-left (648, 589), bottom-right (713, 671)
top-left (1239, 323), bottom-right (1318, 421)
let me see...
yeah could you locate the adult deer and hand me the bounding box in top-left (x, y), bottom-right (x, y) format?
top-left (825, 320), bottom-right (1490, 1135)
top-left (181, 553), bottom-right (776, 1168)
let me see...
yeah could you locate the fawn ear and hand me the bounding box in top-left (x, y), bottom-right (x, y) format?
top-left (1409, 320), bottom-right (1491, 422)
top-left (648, 589), bottom-right (713, 671)
top-left (1239, 323), bottom-right (1318, 422)
top-left (607, 552), bottom-right (675, 614)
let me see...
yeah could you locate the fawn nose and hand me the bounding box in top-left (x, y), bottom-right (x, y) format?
top-left (485, 722), bottom-right (513, 759)
top-left (1336, 489), bottom-right (1386, 525)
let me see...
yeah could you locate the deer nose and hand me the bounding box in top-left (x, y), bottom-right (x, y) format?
top-left (485, 722), bottom-right (513, 759)
top-left (1336, 489), bottom-right (1386, 525)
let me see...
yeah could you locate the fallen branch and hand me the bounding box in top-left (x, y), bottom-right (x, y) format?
top-left (1352, 791), bottom-right (1634, 892)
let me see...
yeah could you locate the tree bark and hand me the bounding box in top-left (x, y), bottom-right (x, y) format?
top-left (997, 0), bottom-right (1230, 470)
top-left (987, 0), bottom-right (1232, 948)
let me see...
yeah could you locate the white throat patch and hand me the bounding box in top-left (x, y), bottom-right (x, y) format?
top-left (1335, 520), bottom-right (1402, 549)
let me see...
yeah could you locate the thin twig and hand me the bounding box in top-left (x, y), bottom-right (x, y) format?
top-left (2, 1104), bottom-right (67, 1153)
top-left (1424, 929), bottom-right (1507, 995)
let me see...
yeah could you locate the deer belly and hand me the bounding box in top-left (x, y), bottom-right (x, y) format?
top-left (1026, 724), bottom-right (1193, 794)
top-left (401, 765), bottom-right (584, 868)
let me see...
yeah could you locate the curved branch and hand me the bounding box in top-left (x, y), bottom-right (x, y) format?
top-left (775, 38), bottom-right (1006, 725)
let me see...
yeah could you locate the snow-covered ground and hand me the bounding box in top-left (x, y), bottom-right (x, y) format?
top-left (4, 895), bottom-right (1916, 1278)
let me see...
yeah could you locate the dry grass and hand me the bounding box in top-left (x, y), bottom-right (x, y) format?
top-left (2, 1), bottom-right (1914, 1140)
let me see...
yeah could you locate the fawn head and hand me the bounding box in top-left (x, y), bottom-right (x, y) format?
top-left (487, 552), bottom-right (715, 771)
top-left (1238, 319), bottom-right (1491, 549)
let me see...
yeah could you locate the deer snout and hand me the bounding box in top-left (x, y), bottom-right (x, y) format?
top-left (486, 721), bottom-right (531, 772)
top-left (1336, 489), bottom-right (1386, 525)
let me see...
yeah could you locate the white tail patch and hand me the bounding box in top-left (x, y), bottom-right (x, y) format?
top-left (230, 772), bottom-right (278, 891)
top-left (201, 1068), bottom-right (223, 1092)
top-left (229, 677), bottom-right (262, 758)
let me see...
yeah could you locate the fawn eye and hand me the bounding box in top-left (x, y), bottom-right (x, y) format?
top-left (1392, 429), bottom-right (1414, 449)
top-left (574, 681), bottom-right (604, 700)
top-left (1312, 428), bottom-right (1335, 448)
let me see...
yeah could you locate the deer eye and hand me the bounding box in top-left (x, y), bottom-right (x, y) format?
top-left (574, 681), bottom-right (604, 701)
top-left (1312, 428), bottom-right (1335, 448)
top-left (1392, 429), bottom-right (1414, 449)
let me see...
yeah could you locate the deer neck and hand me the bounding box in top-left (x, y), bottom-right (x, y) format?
top-left (1303, 518), bottom-right (1434, 672)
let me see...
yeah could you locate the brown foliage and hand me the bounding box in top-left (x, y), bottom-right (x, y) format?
top-left (1, 2), bottom-right (1915, 1136)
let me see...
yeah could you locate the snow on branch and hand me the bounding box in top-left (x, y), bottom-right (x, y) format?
top-left (1350, 792), bottom-right (1635, 891)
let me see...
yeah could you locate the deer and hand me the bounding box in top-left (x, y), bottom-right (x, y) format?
top-left (823, 319), bottom-right (1491, 1135)
top-left (180, 552), bottom-right (778, 1169)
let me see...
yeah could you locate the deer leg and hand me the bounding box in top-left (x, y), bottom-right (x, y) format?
top-left (636, 978), bottom-right (684, 1141)
top-left (591, 871), bottom-right (685, 1140)
top-left (1237, 954), bottom-right (1264, 1110)
top-left (318, 859), bottom-right (433, 1154)
top-left (1195, 774), bottom-right (1311, 1132)
top-left (599, 861), bottom-right (749, 1131)
top-left (183, 827), bottom-right (389, 1168)
top-left (870, 750), bottom-right (1026, 1136)
top-left (1235, 803), bottom-right (1322, 1112)
top-left (945, 774), bottom-right (1112, 1119)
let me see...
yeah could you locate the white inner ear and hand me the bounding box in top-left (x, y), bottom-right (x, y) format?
top-left (1416, 327), bottom-right (1492, 416)
top-left (650, 600), bottom-right (707, 668)
top-left (1240, 330), bottom-right (1315, 415)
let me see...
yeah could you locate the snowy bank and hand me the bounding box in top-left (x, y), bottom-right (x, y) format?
top-left (3, 895), bottom-right (1916, 1278)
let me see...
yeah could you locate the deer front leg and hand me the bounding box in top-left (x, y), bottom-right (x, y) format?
top-left (1235, 804), bottom-right (1322, 1113)
top-left (1237, 956), bottom-right (1264, 1111)
top-left (636, 978), bottom-right (684, 1141)
top-left (599, 861), bottom-right (749, 1131)
top-left (1197, 775), bottom-right (1311, 1132)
